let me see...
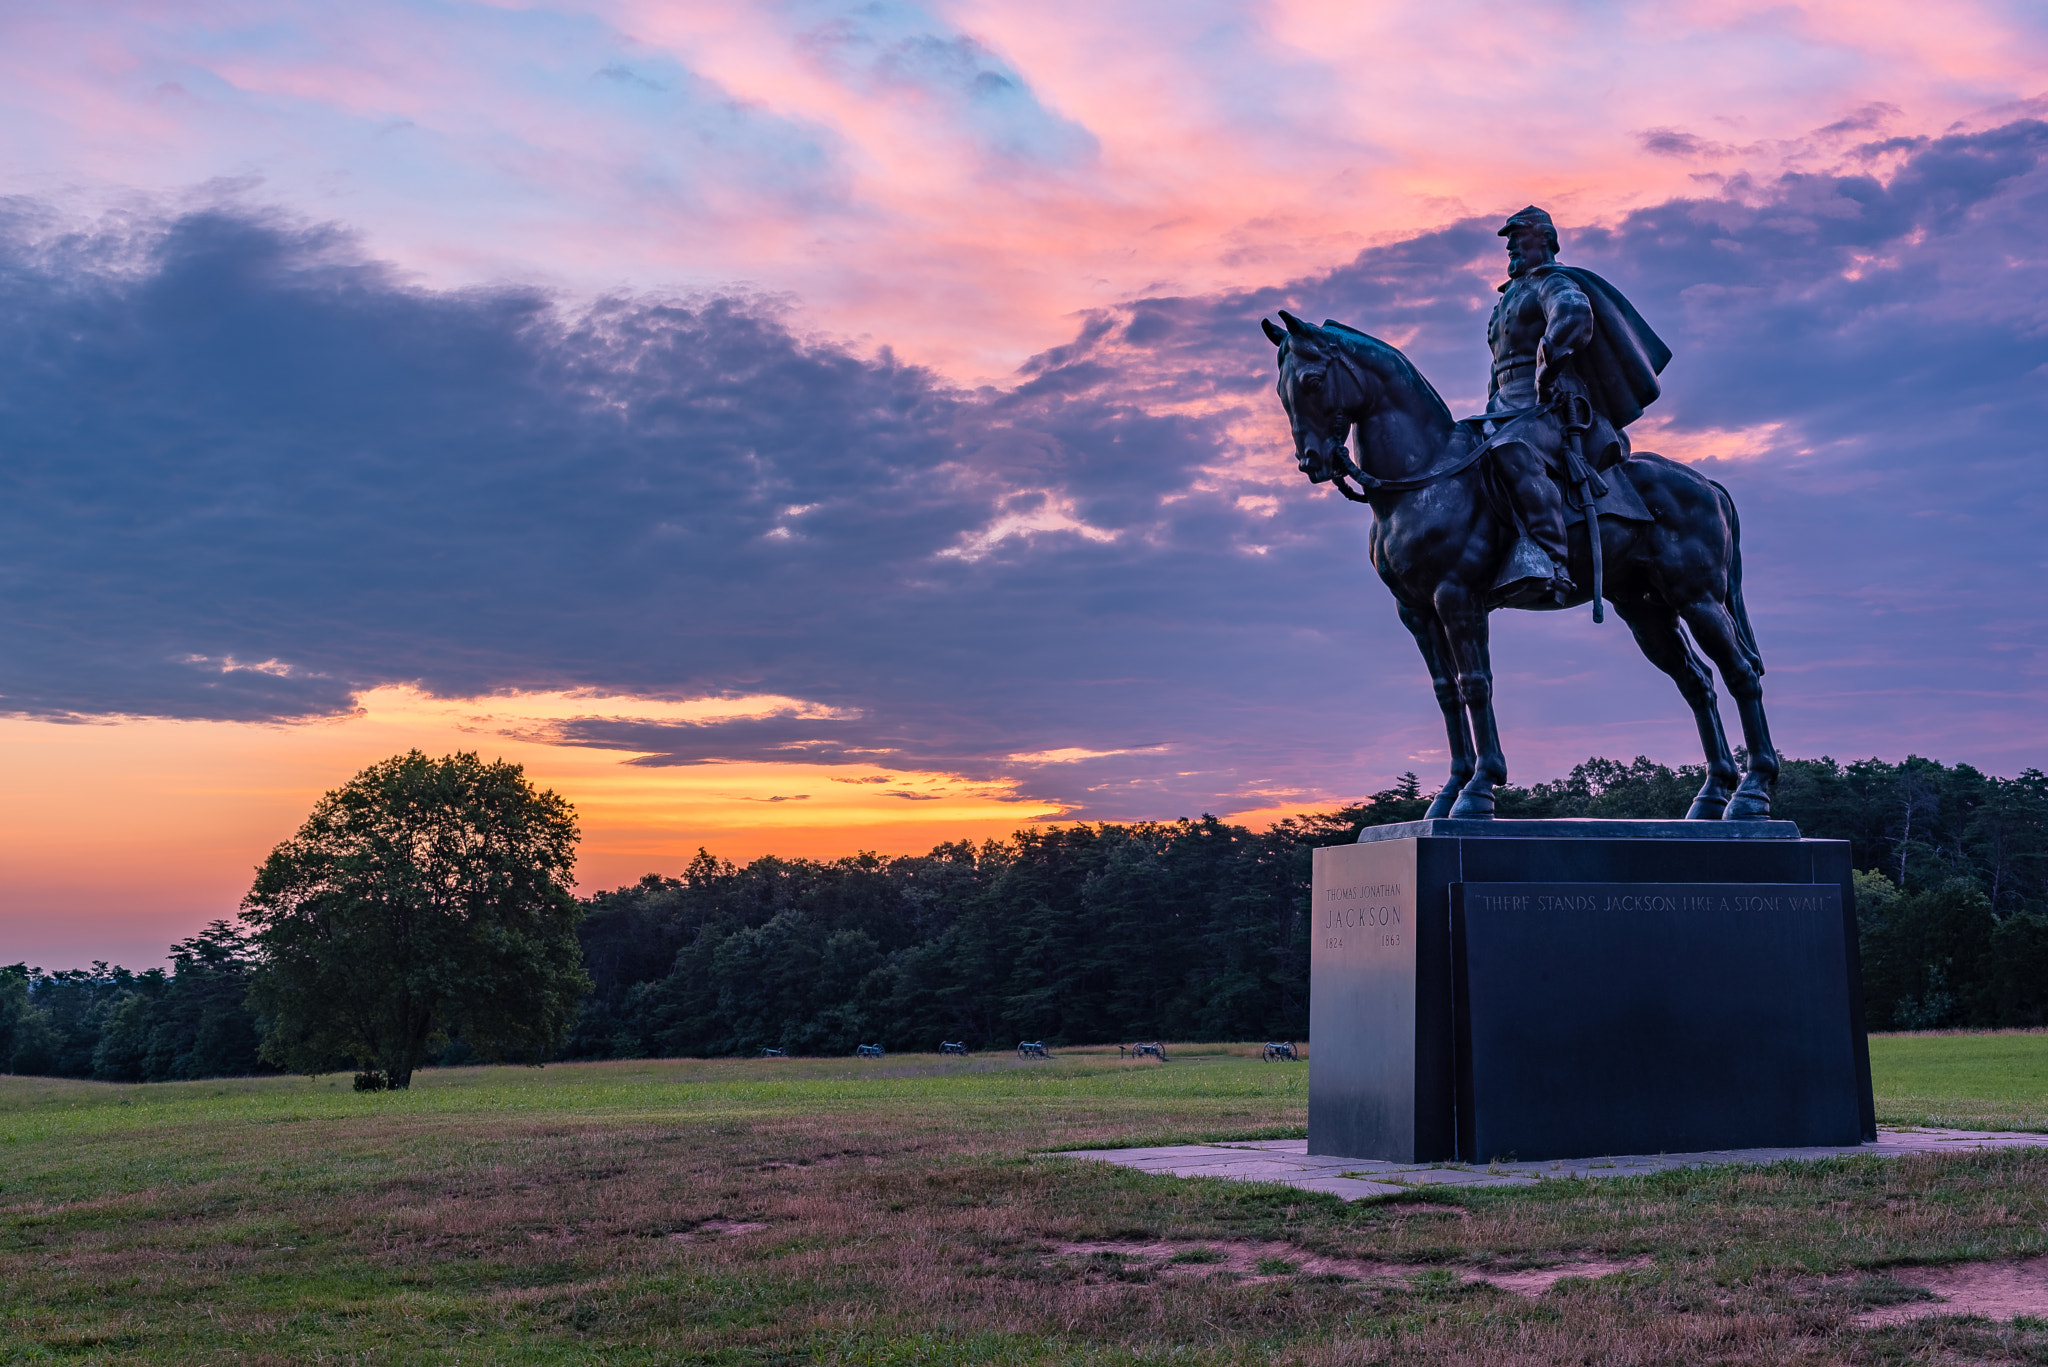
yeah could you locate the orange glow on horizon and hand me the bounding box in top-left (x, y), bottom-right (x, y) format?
top-left (0, 686), bottom-right (1065, 969)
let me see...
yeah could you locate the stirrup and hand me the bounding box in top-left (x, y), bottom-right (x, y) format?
top-left (1492, 538), bottom-right (1573, 607)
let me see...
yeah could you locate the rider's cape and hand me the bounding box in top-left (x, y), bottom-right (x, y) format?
top-left (1532, 264), bottom-right (1672, 428)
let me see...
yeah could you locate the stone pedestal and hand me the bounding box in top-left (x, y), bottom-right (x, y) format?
top-left (1308, 820), bottom-right (1875, 1163)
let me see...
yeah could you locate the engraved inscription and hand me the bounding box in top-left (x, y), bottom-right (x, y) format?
top-left (1323, 883), bottom-right (1404, 948)
top-left (1468, 888), bottom-right (1829, 915)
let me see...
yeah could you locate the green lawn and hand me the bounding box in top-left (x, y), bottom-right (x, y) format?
top-left (1871, 1029), bottom-right (2048, 1130)
top-left (2, 1040), bottom-right (2045, 1365)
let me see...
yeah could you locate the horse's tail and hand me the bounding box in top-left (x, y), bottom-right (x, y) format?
top-left (1709, 477), bottom-right (1765, 677)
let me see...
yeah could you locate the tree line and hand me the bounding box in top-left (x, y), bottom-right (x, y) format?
top-left (4, 752), bottom-right (2046, 1081)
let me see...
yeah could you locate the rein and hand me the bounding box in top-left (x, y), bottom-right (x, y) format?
top-left (1323, 373), bottom-right (1548, 504)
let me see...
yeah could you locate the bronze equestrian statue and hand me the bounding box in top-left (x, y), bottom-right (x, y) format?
top-left (1262, 206), bottom-right (1779, 821)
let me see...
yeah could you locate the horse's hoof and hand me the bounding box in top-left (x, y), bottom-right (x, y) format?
top-left (1685, 795), bottom-right (1729, 820)
top-left (1723, 792), bottom-right (1772, 820)
top-left (1448, 792), bottom-right (1495, 819)
top-left (1423, 796), bottom-right (1456, 820)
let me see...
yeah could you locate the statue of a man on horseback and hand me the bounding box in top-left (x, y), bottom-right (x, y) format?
top-left (1484, 206), bottom-right (1672, 608)
top-left (1260, 209), bottom-right (1780, 822)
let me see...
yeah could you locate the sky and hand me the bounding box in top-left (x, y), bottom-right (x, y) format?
top-left (2, 0), bottom-right (2046, 968)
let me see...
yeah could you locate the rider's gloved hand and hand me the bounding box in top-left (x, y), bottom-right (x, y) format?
top-left (1535, 341), bottom-right (1564, 404)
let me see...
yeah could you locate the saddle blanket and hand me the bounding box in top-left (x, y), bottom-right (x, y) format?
top-left (1562, 459), bottom-right (1655, 525)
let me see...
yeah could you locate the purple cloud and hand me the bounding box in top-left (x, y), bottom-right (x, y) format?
top-left (2, 117), bottom-right (2046, 821)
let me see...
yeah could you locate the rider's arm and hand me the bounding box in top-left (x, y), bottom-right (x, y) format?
top-left (1484, 297), bottom-right (1507, 409)
top-left (1533, 272), bottom-right (1593, 401)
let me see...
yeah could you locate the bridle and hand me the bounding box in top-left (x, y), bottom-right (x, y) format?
top-left (1292, 338), bottom-right (1549, 504)
top-left (1291, 343), bottom-right (1378, 503)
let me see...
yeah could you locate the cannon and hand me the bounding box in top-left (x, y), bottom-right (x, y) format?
top-left (1017, 1040), bottom-right (1050, 1060)
top-left (1262, 1041), bottom-right (1299, 1062)
top-left (856, 1043), bottom-right (884, 1058)
top-left (759, 1047), bottom-right (786, 1058)
top-left (939, 1041), bottom-right (968, 1055)
top-left (1129, 1042), bottom-right (1168, 1061)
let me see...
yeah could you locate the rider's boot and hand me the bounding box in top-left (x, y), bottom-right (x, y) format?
top-left (1493, 540), bottom-right (1576, 608)
top-left (1491, 447), bottom-right (1576, 607)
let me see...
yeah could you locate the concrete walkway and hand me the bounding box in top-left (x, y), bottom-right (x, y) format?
top-left (1061, 1129), bottom-right (2048, 1201)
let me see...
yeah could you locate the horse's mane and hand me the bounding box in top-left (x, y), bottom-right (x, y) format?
top-left (1319, 321), bottom-right (1455, 426)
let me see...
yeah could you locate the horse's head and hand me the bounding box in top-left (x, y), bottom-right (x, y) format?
top-left (1261, 310), bottom-right (1373, 485)
top-left (1262, 312), bottom-right (1456, 499)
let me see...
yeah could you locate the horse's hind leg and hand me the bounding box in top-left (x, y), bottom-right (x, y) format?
top-left (1610, 596), bottom-right (1740, 818)
top-left (1397, 599), bottom-right (1472, 820)
top-left (1678, 597), bottom-right (1779, 819)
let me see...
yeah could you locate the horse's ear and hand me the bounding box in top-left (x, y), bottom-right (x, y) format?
top-left (1261, 318), bottom-right (1287, 346)
top-left (1278, 310), bottom-right (1322, 354)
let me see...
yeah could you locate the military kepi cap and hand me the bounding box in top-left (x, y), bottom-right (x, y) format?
top-left (1498, 205), bottom-right (1554, 236)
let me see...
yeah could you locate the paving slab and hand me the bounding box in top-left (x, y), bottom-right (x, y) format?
top-left (1286, 1176), bottom-right (1414, 1199)
top-left (1060, 1127), bottom-right (2048, 1201)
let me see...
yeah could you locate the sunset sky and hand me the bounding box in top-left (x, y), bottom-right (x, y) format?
top-left (3, 0), bottom-right (2046, 968)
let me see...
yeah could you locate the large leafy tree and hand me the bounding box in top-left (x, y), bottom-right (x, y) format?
top-left (241, 751), bottom-right (589, 1088)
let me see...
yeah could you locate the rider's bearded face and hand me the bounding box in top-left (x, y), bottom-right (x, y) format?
top-left (1505, 224), bottom-right (1555, 278)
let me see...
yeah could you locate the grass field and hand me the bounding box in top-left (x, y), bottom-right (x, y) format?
top-left (1870, 1029), bottom-right (2048, 1130)
top-left (2, 1036), bottom-right (2045, 1365)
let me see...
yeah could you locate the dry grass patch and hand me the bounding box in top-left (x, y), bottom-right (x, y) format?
top-left (1052, 1237), bottom-right (1651, 1293)
top-left (1853, 1255), bottom-right (2048, 1327)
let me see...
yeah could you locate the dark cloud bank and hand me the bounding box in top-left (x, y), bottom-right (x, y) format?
top-left (3, 118), bottom-right (2046, 819)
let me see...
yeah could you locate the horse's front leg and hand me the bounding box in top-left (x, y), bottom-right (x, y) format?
top-left (1435, 584), bottom-right (1505, 818)
top-left (1395, 598), bottom-right (1472, 819)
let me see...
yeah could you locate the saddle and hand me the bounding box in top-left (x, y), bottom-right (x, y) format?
top-left (1467, 409), bottom-right (1656, 614)
top-left (1462, 411), bottom-right (1657, 528)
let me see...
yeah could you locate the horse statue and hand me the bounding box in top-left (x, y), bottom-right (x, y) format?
top-left (1261, 309), bottom-right (1779, 821)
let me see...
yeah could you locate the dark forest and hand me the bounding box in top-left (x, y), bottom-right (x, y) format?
top-left (6, 754), bottom-right (2046, 1079)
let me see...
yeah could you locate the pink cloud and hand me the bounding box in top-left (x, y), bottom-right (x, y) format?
top-left (2, 0), bottom-right (2043, 382)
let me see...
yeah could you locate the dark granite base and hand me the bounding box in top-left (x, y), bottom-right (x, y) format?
top-left (1309, 822), bottom-right (1875, 1164)
top-left (1455, 880), bottom-right (1864, 1160)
